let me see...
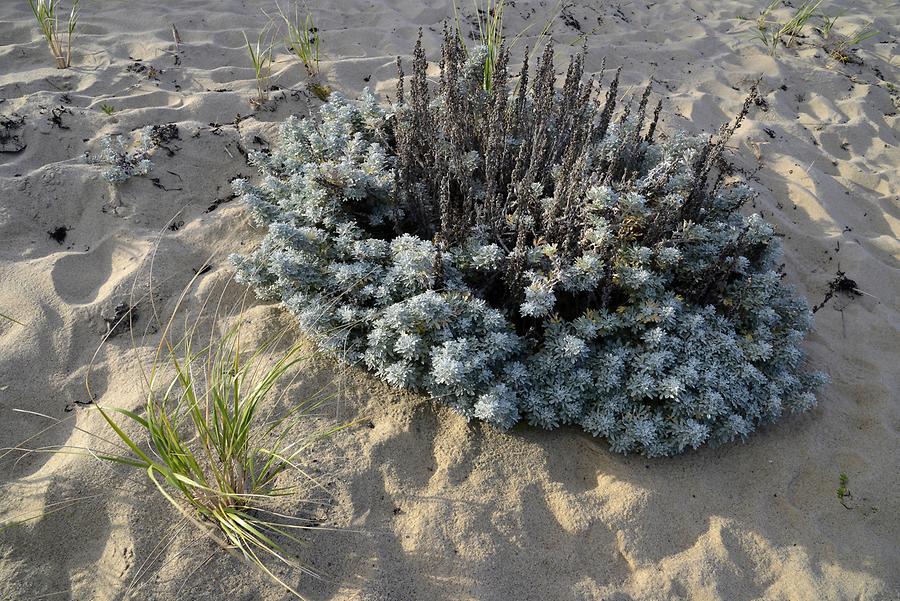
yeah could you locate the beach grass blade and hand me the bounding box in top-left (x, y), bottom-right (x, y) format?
top-left (278, 2), bottom-right (320, 77)
top-left (243, 28), bottom-right (275, 106)
top-left (27, 0), bottom-right (79, 68)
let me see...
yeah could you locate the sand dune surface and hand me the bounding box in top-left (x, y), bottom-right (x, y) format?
top-left (1, 0), bottom-right (898, 599)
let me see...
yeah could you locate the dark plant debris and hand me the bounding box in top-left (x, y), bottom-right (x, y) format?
top-left (102, 301), bottom-right (136, 338)
top-left (49, 105), bottom-right (71, 129)
top-left (48, 226), bottom-right (68, 244)
top-left (812, 271), bottom-right (862, 313)
top-left (149, 123), bottom-right (179, 145)
top-left (205, 193), bottom-right (238, 213)
top-left (0, 114), bottom-right (26, 153)
top-left (64, 398), bottom-right (95, 412)
top-left (127, 60), bottom-right (163, 80)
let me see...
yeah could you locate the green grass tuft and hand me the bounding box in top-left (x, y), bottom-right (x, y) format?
top-left (751, 0), bottom-right (823, 56)
top-left (836, 472), bottom-right (850, 500)
top-left (824, 21), bottom-right (878, 63)
top-left (3, 277), bottom-right (349, 598)
top-left (27, 0), bottom-right (79, 69)
top-left (818, 10), bottom-right (843, 39)
top-left (96, 302), bottom-right (344, 595)
top-left (278, 2), bottom-right (320, 77)
top-left (244, 28), bottom-right (275, 107)
top-left (452, 0), bottom-right (558, 92)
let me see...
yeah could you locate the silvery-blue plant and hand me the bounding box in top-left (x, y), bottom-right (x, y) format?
top-left (93, 125), bottom-right (154, 183)
top-left (231, 29), bottom-right (826, 456)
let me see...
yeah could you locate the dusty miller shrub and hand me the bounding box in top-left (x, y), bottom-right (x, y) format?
top-left (95, 126), bottom-right (153, 183)
top-left (231, 30), bottom-right (826, 456)
top-left (87, 123), bottom-right (178, 184)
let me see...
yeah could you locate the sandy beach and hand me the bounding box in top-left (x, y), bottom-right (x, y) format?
top-left (1, 0), bottom-right (898, 599)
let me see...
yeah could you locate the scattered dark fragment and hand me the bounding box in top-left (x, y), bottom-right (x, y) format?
top-left (149, 123), bottom-right (180, 147)
top-left (150, 177), bottom-right (183, 191)
top-left (203, 186), bottom-right (237, 213)
top-left (561, 7), bottom-right (582, 30)
top-left (49, 105), bottom-right (71, 129)
top-left (127, 61), bottom-right (162, 80)
top-left (64, 398), bottom-right (95, 412)
top-left (48, 226), bottom-right (68, 244)
top-left (0, 114), bottom-right (26, 153)
top-left (168, 219), bottom-right (185, 231)
top-left (103, 302), bottom-right (136, 338)
top-left (812, 270), bottom-right (862, 313)
top-left (763, 127), bottom-right (776, 139)
top-left (754, 96), bottom-right (769, 111)
top-left (204, 194), bottom-right (236, 212)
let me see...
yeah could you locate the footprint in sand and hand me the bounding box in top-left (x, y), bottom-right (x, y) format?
top-left (50, 235), bottom-right (148, 305)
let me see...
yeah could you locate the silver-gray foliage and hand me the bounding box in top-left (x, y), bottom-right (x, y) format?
top-left (231, 31), bottom-right (826, 456)
top-left (92, 125), bottom-right (154, 183)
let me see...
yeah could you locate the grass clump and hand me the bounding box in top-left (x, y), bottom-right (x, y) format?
top-left (822, 21), bottom-right (878, 63)
top-left (748, 0), bottom-right (878, 61)
top-left (95, 314), bottom-right (338, 595)
top-left (454, 0), bottom-right (507, 92)
top-left (244, 29), bottom-right (275, 108)
top-left (836, 473), bottom-right (849, 499)
top-left (5, 278), bottom-right (344, 597)
top-left (818, 10), bottom-right (842, 39)
top-left (231, 29), bottom-right (826, 457)
top-left (452, 0), bottom-right (557, 92)
top-left (751, 0), bottom-right (823, 56)
top-left (268, 3), bottom-right (330, 101)
top-left (836, 472), bottom-right (855, 508)
top-left (27, 0), bottom-right (79, 69)
top-left (278, 3), bottom-right (320, 77)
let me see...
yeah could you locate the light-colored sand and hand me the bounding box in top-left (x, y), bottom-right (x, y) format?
top-left (1, 0), bottom-right (898, 599)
